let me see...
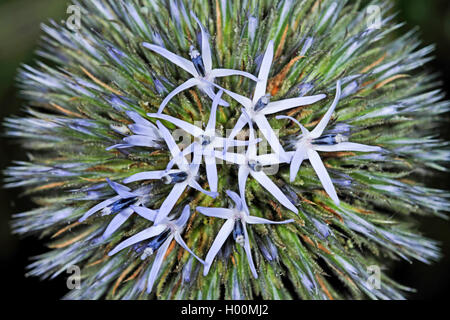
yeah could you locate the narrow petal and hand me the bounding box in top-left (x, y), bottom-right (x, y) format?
top-left (191, 12), bottom-right (212, 72)
top-left (142, 42), bottom-right (197, 76)
top-left (175, 204), bottom-right (191, 227)
top-left (174, 232), bottom-right (205, 264)
top-left (147, 113), bottom-right (204, 137)
top-left (106, 143), bottom-right (131, 151)
top-left (108, 224), bottom-right (167, 256)
top-left (205, 155), bottom-right (218, 193)
top-left (156, 121), bottom-right (184, 161)
top-left (246, 117), bottom-right (257, 158)
top-left (102, 207), bottom-right (134, 239)
top-left (250, 171), bottom-right (298, 213)
top-left (203, 219), bottom-right (235, 276)
top-left (189, 179), bottom-right (218, 198)
top-left (290, 149), bottom-right (306, 182)
top-left (147, 236), bottom-right (173, 293)
top-left (242, 223), bottom-right (258, 278)
top-left (106, 178), bottom-right (133, 198)
top-left (311, 80), bottom-right (342, 138)
top-left (307, 149), bottom-right (340, 205)
top-left (196, 207), bottom-right (234, 219)
top-left (166, 143), bottom-right (195, 171)
top-left (123, 135), bottom-right (160, 148)
top-left (123, 170), bottom-right (165, 183)
top-left (245, 215), bottom-right (294, 225)
top-left (215, 151), bottom-right (247, 165)
top-left (128, 123), bottom-right (160, 139)
top-left (253, 40), bottom-right (274, 104)
top-left (225, 190), bottom-right (243, 210)
top-left (190, 146), bottom-right (203, 170)
top-left (275, 115), bottom-right (310, 135)
top-left (209, 68), bottom-right (258, 82)
top-left (156, 183), bottom-right (187, 222)
top-left (79, 196), bottom-right (120, 222)
top-left (202, 84), bottom-right (229, 106)
top-left (131, 205), bottom-right (158, 221)
top-left (314, 142), bottom-right (382, 153)
top-left (254, 114), bottom-right (287, 158)
top-left (257, 153), bottom-right (287, 166)
top-left (262, 94), bottom-right (327, 115)
top-left (206, 89), bottom-right (223, 131)
top-left (126, 111), bottom-right (156, 128)
top-left (210, 83), bottom-right (252, 109)
top-left (222, 113), bottom-right (248, 154)
top-left (238, 166), bottom-right (251, 213)
top-left (157, 78), bottom-right (199, 113)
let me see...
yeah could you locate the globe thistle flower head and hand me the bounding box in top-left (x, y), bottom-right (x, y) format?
top-left (4, 0), bottom-right (450, 300)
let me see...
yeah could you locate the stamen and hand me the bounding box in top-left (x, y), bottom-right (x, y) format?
top-left (312, 133), bottom-right (348, 146)
top-left (335, 133), bottom-right (348, 143)
top-left (140, 229), bottom-right (171, 260)
top-left (102, 197), bottom-right (138, 215)
top-left (200, 134), bottom-right (212, 146)
top-left (248, 160), bottom-right (262, 172)
top-left (161, 171), bottom-right (189, 184)
top-left (253, 94), bottom-right (271, 112)
top-left (233, 219), bottom-right (245, 246)
top-left (189, 46), bottom-right (206, 77)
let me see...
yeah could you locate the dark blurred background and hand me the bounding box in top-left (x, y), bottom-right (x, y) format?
top-left (0, 0), bottom-right (449, 300)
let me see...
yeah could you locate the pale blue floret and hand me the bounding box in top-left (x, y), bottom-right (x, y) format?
top-left (276, 80), bottom-right (382, 205)
top-left (196, 190), bottom-right (294, 278)
top-left (142, 12), bottom-right (259, 114)
top-left (78, 178), bottom-right (151, 239)
top-left (211, 39), bottom-right (326, 159)
top-left (108, 205), bottom-right (204, 293)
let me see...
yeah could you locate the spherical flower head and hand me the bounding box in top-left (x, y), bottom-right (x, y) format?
top-left (4, 0), bottom-right (449, 300)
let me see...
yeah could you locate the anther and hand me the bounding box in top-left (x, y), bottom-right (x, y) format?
top-left (312, 133), bottom-right (348, 146)
top-left (140, 230), bottom-right (171, 259)
top-left (189, 46), bottom-right (206, 77)
top-left (161, 171), bottom-right (189, 184)
top-left (248, 160), bottom-right (262, 172)
top-left (233, 219), bottom-right (245, 246)
top-left (254, 94), bottom-right (271, 112)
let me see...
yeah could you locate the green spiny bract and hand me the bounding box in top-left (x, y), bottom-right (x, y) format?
top-left (4, 0), bottom-right (450, 300)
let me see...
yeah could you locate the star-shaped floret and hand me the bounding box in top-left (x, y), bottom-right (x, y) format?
top-left (123, 121), bottom-right (217, 223)
top-left (108, 205), bottom-right (204, 293)
top-left (142, 13), bottom-right (258, 114)
top-left (216, 110), bottom-right (298, 213)
top-left (277, 80), bottom-right (382, 205)
top-left (78, 178), bottom-right (150, 239)
top-left (214, 40), bottom-right (326, 158)
top-left (148, 90), bottom-right (259, 193)
top-left (197, 190), bottom-right (293, 278)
